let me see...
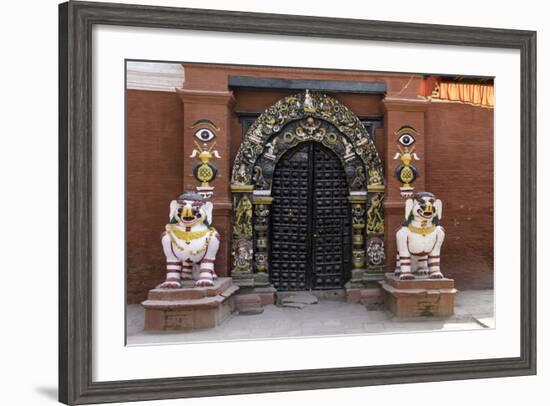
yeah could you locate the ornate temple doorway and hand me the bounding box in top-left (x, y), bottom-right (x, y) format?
top-left (270, 142), bottom-right (352, 291)
top-left (230, 91), bottom-right (386, 291)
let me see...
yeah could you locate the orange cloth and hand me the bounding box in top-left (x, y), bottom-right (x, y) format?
top-left (438, 81), bottom-right (494, 108)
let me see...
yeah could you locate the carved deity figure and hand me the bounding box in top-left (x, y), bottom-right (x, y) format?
top-left (303, 89), bottom-right (315, 112)
top-left (253, 166), bottom-right (269, 190)
top-left (395, 192), bottom-right (445, 280)
top-left (233, 195), bottom-right (253, 236)
top-left (158, 192), bottom-right (220, 288)
top-left (233, 163), bottom-right (249, 184)
top-left (368, 168), bottom-right (383, 186)
top-left (367, 237), bottom-right (385, 267)
top-left (265, 141), bottom-right (276, 155)
top-left (351, 204), bottom-right (366, 226)
top-left (342, 138), bottom-right (354, 157)
top-left (366, 193), bottom-right (384, 234)
top-left (351, 166), bottom-right (367, 190)
top-left (232, 239), bottom-right (253, 274)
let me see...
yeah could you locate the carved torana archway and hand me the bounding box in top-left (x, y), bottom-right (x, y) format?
top-left (230, 91), bottom-right (385, 289)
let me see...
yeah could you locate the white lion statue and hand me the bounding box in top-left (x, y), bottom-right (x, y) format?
top-left (157, 192), bottom-right (220, 288)
top-left (395, 192), bottom-right (445, 280)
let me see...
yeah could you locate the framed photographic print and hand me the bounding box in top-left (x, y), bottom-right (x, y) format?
top-left (59, 1), bottom-right (536, 404)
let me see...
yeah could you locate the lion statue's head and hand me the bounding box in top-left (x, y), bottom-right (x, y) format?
top-left (405, 192), bottom-right (442, 225)
top-left (169, 192), bottom-right (213, 227)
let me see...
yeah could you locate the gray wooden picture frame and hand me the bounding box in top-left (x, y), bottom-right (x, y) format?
top-left (58, 1), bottom-right (537, 404)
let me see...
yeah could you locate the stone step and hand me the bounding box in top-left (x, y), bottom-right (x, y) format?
top-left (235, 293), bottom-right (264, 315)
top-left (345, 287), bottom-right (383, 305)
top-left (278, 292), bottom-right (319, 306)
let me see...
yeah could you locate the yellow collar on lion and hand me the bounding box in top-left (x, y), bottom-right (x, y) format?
top-left (166, 225), bottom-right (210, 242)
top-left (407, 223), bottom-right (436, 236)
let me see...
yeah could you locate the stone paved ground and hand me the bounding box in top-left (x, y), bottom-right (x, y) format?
top-left (127, 289), bottom-right (494, 345)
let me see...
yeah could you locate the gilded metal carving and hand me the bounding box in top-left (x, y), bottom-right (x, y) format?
top-left (252, 196), bottom-right (273, 276)
top-left (233, 163), bottom-right (248, 184)
top-left (252, 166), bottom-right (269, 190)
top-left (351, 203), bottom-right (366, 227)
top-left (348, 195), bottom-right (367, 274)
top-left (254, 204), bottom-right (270, 228)
top-left (352, 249), bottom-right (366, 269)
top-left (250, 118), bottom-right (366, 192)
top-left (231, 238), bottom-right (253, 274)
top-left (254, 252), bottom-right (268, 273)
top-left (368, 167), bottom-right (383, 186)
top-left (231, 91), bottom-right (384, 186)
top-left (350, 166), bottom-right (367, 190)
top-left (264, 138), bottom-right (278, 160)
top-left (233, 195), bottom-right (253, 236)
top-left (366, 193), bottom-right (385, 234)
top-left (366, 236), bottom-right (385, 267)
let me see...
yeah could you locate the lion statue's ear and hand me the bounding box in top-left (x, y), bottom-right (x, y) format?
top-left (405, 198), bottom-right (414, 220)
top-left (434, 199), bottom-right (443, 222)
top-left (169, 200), bottom-right (180, 223)
top-left (203, 201), bottom-right (213, 226)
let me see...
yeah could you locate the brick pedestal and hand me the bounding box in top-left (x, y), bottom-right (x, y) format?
top-left (142, 277), bottom-right (239, 331)
top-left (380, 273), bottom-right (457, 318)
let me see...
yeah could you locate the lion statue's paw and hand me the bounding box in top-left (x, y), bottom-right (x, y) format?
top-left (156, 280), bottom-right (182, 289)
top-left (195, 272), bottom-right (214, 287)
top-left (399, 272), bottom-right (416, 281)
top-left (429, 271), bottom-right (444, 279)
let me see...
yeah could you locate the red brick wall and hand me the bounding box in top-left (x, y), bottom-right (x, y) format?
top-left (126, 89), bottom-right (183, 303)
top-left (424, 103), bottom-right (494, 290)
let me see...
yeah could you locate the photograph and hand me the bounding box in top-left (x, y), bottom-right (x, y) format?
top-left (125, 61), bottom-right (495, 345)
top-left (55, 1), bottom-right (537, 404)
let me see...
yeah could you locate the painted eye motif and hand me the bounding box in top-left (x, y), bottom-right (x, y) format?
top-left (194, 128), bottom-right (216, 142)
top-left (397, 133), bottom-right (416, 146)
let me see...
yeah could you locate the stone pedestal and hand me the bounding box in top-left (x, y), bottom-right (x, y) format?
top-left (142, 277), bottom-right (239, 331)
top-left (380, 273), bottom-right (457, 318)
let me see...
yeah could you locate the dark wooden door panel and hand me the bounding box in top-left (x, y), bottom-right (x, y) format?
top-left (270, 142), bottom-right (351, 291)
top-left (270, 144), bottom-right (310, 291)
top-left (311, 143), bottom-right (352, 290)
